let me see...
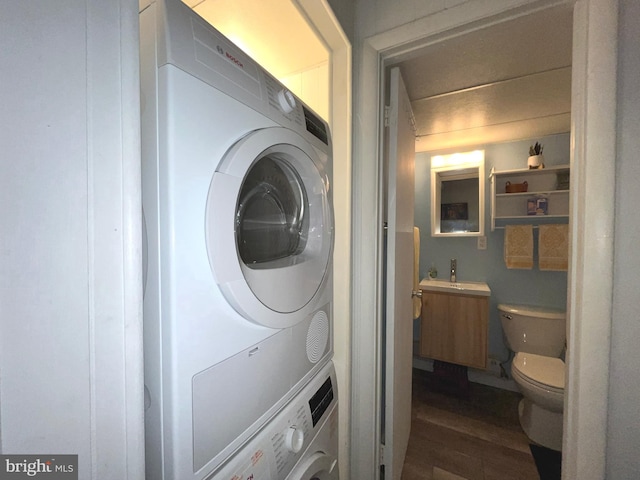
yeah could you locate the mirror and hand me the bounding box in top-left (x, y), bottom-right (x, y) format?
top-left (431, 151), bottom-right (485, 237)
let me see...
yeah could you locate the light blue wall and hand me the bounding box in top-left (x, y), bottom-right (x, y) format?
top-left (415, 133), bottom-right (570, 359)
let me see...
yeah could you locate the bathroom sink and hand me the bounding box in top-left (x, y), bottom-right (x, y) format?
top-left (419, 278), bottom-right (491, 296)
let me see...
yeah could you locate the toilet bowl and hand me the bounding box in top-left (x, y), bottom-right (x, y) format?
top-left (511, 352), bottom-right (565, 451)
top-left (498, 304), bottom-right (566, 451)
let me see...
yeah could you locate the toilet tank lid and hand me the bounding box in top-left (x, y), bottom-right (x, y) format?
top-left (498, 303), bottom-right (565, 320)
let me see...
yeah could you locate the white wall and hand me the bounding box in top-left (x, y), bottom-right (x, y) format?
top-left (326, 0), bottom-right (355, 41)
top-left (0, 1), bottom-right (144, 477)
top-left (355, 0), bottom-right (471, 39)
top-left (280, 62), bottom-right (330, 121)
top-left (607, 0), bottom-right (640, 476)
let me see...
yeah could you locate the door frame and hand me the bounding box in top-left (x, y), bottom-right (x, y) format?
top-left (351, 0), bottom-right (618, 479)
top-left (293, 1), bottom-right (353, 478)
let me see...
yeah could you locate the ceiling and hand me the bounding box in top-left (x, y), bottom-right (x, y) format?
top-left (390, 4), bottom-right (574, 152)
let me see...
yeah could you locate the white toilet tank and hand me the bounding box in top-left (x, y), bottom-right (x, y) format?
top-left (498, 304), bottom-right (566, 357)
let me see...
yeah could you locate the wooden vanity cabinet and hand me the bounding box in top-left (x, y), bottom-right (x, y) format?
top-left (419, 290), bottom-right (488, 369)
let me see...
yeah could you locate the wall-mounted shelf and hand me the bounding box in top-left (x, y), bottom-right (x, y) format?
top-left (490, 165), bottom-right (570, 231)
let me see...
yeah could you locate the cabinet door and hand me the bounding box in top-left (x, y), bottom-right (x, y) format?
top-left (419, 292), bottom-right (449, 361)
top-left (419, 292), bottom-right (488, 369)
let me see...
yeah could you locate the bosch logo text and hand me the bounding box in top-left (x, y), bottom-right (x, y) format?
top-left (215, 45), bottom-right (244, 69)
top-left (225, 51), bottom-right (244, 68)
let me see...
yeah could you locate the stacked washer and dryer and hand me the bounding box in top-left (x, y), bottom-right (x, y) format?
top-left (139, 0), bottom-right (338, 479)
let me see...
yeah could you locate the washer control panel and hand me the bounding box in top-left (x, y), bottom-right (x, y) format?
top-left (269, 403), bottom-right (311, 475)
top-left (284, 426), bottom-right (305, 453)
top-left (209, 362), bottom-right (337, 480)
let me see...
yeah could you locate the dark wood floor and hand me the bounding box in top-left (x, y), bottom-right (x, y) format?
top-left (401, 368), bottom-right (540, 480)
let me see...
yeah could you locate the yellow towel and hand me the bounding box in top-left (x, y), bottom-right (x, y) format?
top-left (504, 225), bottom-right (533, 269)
top-left (413, 227), bottom-right (421, 319)
top-left (539, 224), bottom-right (569, 271)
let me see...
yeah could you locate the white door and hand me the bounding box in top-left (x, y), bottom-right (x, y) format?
top-left (382, 67), bottom-right (416, 480)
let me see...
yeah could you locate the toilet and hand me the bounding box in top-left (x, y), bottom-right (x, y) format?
top-left (498, 304), bottom-right (566, 451)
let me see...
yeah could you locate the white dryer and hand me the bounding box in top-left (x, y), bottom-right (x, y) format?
top-left (139, 0), bottom-right (334, 478)
top-left (211, 361), bottom-right (339, 480)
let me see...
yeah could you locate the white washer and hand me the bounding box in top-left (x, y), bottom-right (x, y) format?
top-left (211, 361), bottom-right (339, 480)
top-left (140, 0), bottom-right (334, 478)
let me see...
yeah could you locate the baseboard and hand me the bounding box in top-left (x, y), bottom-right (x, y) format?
top-left (413, 357), bottom-right (519, 392)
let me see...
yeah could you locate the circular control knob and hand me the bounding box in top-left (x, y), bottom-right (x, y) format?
top-left (284, 426), bottom-right (304, 453)
top-left (277, 89), bottom-right (297, 114)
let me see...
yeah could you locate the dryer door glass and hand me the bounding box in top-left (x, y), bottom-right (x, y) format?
top-left (236, 155), bottom-right (308, 266)
top-left (207, 127), bottom-right (332, 327)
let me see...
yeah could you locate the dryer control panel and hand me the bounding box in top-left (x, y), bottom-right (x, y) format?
top-left (154, 0), bottom-right (332, 155)
top-left (308, 376), bottom-right (334, 426)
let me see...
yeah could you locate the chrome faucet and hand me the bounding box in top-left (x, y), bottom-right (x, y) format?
top-left (450, 259), bottom-right (457, 283)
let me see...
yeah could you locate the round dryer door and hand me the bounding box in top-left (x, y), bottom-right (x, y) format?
top-left (206, 127), bottom-right (333, 329)
top-left (287, 452), bottom-right (339, 480)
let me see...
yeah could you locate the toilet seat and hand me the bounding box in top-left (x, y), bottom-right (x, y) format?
top-left (513, 352), bottom-right (564, 393)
